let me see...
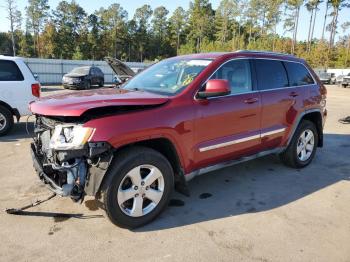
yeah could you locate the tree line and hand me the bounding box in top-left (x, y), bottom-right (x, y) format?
top-left (2, 0), bottom-right (350, 68)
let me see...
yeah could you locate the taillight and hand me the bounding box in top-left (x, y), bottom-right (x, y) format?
top-left (31, 83), bottom-right (41, 98)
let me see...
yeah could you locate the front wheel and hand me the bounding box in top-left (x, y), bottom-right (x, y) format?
top-left (280, 120), bottom-right (318, 168)
top-left (102, 147), bottom-right (174, 228)
top-left (84, 80), bottom-right (91, 90)
top-left (98, 79), bottom-right (104, 87)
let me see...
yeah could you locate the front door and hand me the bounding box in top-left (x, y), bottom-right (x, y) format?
top-left (193, 59), bottom-right (262, 170)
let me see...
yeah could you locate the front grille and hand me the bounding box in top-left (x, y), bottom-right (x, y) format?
top-left (40, 117), bottom-right (62, 129)
top-left (33, 116), bottom-right (58, 162)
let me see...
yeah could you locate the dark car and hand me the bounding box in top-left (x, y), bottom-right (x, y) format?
top-left (62, 66), bottom-right (104, 90)
top-left (341, 73), bottom-right (350, 88)
top-left (30, 51), bottom-right (326, 228)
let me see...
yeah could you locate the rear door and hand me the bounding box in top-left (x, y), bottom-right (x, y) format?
top-left (90, 68), bottom-right (97, 84)
top-left (253, 59), bottom-right (308, 150)
top-left (96, 67), bottom-right (104, 82)
top-left (193, 59), bottom-right (262, 169)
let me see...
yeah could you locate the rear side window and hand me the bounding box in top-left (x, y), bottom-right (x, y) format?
top-left (0, 60), bottom-right (24, 81)
top-left (284, 62), bottom-right (315, 86)
top-left (255, 59), bottom-right (288, 90)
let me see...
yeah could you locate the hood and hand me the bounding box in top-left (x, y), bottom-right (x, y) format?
top-left (104, 57), bottom-right (136, 78)
top-left (64, 73), bottom-right (88, 78)
top-left (30, 88), bottom-right (169, 117)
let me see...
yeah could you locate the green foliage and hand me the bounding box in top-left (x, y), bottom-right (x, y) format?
top-left (72, 46), bottom-right (83, 60)
top-left (1, 0), bottom-right (349, 69)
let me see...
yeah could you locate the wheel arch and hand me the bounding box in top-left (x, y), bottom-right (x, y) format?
top-left (115, 137), bottom-right (185, 182)
top-left (97, 137), bottom-right (189, 197)
top-left (287, 109), bottom-right (324, 148)
top-left (0, 100), bottom-right (20, 121)
top-left (302, 112), bottom-right (323, 147)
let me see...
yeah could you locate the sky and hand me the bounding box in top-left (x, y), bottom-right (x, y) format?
top-left (0, 0), bottom-right (348, 42)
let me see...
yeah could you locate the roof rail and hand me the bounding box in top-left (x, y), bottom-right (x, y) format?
top-left (235, 50), bottom-right (295, 57)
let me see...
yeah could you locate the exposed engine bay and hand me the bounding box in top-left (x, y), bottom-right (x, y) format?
top-left (31, 116), bottom-right (113, 202)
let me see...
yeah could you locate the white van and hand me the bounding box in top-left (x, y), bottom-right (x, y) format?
top-left (0, 56), bottom-right (40, 136)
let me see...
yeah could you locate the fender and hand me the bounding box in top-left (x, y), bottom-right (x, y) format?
top-left (285, 108), bottom-right (323, 148)
top-left (110, 132), bottom-right (187, 173)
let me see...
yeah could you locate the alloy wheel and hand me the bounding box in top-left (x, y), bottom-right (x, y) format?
top-left (296, 129), bottom-right (315, 161)
top-left (0, 113), bottom-right (6, 131)
top-left (117, 164), bottom-right (165, 217)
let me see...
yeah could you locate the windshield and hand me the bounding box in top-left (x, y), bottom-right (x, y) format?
top-left (122, 58), bottom-right (212, 95)
top-left (70, 67), bottom-right (89, 74)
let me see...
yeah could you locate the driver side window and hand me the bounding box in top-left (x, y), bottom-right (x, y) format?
top-left (210, 59), bottom-right (252, 94)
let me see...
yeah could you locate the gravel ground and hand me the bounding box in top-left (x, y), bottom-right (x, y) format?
top-left (0, 85), bottom-right (349, 262)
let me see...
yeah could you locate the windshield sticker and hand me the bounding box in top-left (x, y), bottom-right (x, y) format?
top-left (187, 60), bottom-right (212, 66)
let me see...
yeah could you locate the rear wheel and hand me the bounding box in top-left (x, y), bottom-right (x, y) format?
top-left (280, 120), bottom-right (318, 168)
top-left (99, 79), bottom-right (104, 87)
top-left (102, 147), bottom-right (174, 228)
top-left (0, 106), bottom-right (14, 136)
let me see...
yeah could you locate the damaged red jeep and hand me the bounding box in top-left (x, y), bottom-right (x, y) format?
top-left (30, 51), bottom-right (327, 228)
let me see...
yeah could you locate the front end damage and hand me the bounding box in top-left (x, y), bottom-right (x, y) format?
top-left (31, 116), bottom-right (113, 202)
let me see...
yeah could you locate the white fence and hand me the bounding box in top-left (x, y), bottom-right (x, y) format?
top-left (24, 58), bottom-right (349, 85)
top-left (315, 68), bottom-right (350, 77)
top-left (326, 68), bottom-right (350, 77)
top-left (24, 58), bottom-right (147, 85)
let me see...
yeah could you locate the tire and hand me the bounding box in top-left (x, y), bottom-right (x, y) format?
top-left (0, 105), bottom-right (14, 136)
top-left (280, 120), bottom-right (318, 168)
top-left (342, 84), bottom-right (347, 88)
top-left (84, 80), bottom-right (91, 90)
top-left (98, 79), bottom-right (104, 87)
top-left (102, 146), bottom-right (174, 228)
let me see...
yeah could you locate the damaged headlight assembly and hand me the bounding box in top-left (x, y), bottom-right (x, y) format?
top-left (50, 125), bottom-right (95, 150)
top-left (41, 125), bottom-right (95, 200)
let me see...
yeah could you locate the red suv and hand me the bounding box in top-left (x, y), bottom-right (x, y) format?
top-left (30, 51), bottom-right (327, 228)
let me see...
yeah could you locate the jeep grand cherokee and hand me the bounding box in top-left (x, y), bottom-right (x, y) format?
top-left (29, 51), bottom-right (327, 228)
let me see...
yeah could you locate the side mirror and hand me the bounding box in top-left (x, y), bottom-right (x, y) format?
top-left (197, 79), bottom-right (231, 99)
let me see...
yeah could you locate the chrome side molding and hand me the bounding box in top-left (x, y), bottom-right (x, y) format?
top-left (199, 128), bottom-right (286, 153)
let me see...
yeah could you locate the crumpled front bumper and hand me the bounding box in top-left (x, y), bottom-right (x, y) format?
top-left (30, 141), bottom-right (114, 197)
top-left (30, 143), bottom-right (66, 196)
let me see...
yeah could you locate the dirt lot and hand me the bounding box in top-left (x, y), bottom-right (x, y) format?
top-left (0, 85), bottom-right (349, 262)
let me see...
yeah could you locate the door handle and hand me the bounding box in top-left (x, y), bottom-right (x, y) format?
top-left (289, 92), bottom-right (299, 97)
top-left (244, 98), bottom-right (259, 104)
